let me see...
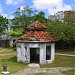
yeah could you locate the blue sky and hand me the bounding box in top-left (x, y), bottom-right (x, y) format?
top-left (0, 0), bottom-right (75, 19)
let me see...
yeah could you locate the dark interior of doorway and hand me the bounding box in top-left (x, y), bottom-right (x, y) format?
top-left (30, 48), bottom-right (39, 63)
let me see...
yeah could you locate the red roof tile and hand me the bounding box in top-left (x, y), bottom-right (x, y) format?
top-left (17, 21), bottom-right (59, 42)
top-left (26, 21), bottom-right (47, 31)
top-left (19, 31), bottom-right (58, 42)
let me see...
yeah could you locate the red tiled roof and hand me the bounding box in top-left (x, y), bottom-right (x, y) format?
top-left (19, 31), bottom-right (58, 42)
top-left (26, 21), bottom-right (47, 31)
top-left (17, 21), bottom-right (59, 42)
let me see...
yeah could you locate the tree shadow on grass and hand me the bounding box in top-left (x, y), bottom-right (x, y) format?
top-left (9, 56), bottom-right (17, 62)
top-left (2, 56), bottom-right (17, 62)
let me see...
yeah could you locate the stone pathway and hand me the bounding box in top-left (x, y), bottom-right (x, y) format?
top-left (28, 63), bottom-right (40, 68)
top-left (11, 67), bottom-right (75, 75)
top-left (0, 49), bottom-right (16, 56)
top-left (55, 53), bottom-right (75, 57)
top-left (0, 49), bottom-right (6, 53)
top-left (0, 54), bottom-right (16, 56)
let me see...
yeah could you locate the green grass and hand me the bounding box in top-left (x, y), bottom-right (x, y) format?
top-left (0, 47), bottom-right (5, 50)
top-left (0, 47), bottom-right (75, 75)
top-left (27, 73), bottom-right (57, 75)
top-left (62, 70), bottom-right (75, 75)
top-left (56, 49), bottom-right (75, 54)
top-left (41, 55), bottom-right (75, 68)
top-left (0, 47), bottom-right (16, 53)
top-left (0, 47), bottom-right (27, 75)
top-left (0, 48), bottom-right (16, 54)
top-left (0, 57), bottom-right (26, 74)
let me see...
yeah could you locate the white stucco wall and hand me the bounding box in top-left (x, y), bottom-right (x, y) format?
top-left (20, 43), bottom-right (25, 63)
top-left (51, 43), bottom-right (55, 61)
top-left (29, 43), bottom-right (39, 48)
top-left (46, 43), bottom-right (55, 63)
top-left (16, 43), bottom-right (21, 62)
top-left (16, 42), bottom-right (55, 64)
top-left (40, 44), bottom-right (46, 64)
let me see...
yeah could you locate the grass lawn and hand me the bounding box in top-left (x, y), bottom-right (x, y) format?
top-left (0, 47), bottom-right (5, 51)
top-left (0, 47), bottom-right (27, 75)
top-left (62, 70), bottom-right (75, 75)
top-left (41, 55), bottom-right (75, 68)
top-left (0, 47), bottom-right (75, 75)
top-left (56, 49), bottom-right (75, 54)
top-left (27, 73), bottom-right (57, 75)
top-left (0, 49), bottom-right (15, 53)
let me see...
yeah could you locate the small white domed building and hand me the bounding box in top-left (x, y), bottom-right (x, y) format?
top-left (16, 21), bottom-right (58, 64)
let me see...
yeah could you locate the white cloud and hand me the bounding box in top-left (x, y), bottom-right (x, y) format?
top-left (1, 14), bottom-right (14, 19)
top-left (6, 0), bottom-right (24, 5)
top-left (20, 5), bottom-right (25, 10)
top-left (20, 5), bottom-right (28, 11)
top-left (9, 15), bottom-right (14, 19)
top-left (0, 3), bottom-right (3, 13)
top-left (32, 0), bottom-right (62, 9)
top-left (1, 14), bottom-right (8, 18)
top-left (32, 0), bottom-right (72, 15)
top-left (48, 3), bottom-right (72, 15)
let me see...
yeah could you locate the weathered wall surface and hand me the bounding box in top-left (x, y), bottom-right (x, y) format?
top-left (16, 43), bottom-right (55, 64)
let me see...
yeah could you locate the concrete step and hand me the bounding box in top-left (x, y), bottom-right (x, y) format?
top-left (28, 63), bottom-right (40, 68)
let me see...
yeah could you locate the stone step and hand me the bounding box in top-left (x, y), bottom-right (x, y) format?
top-left (28, 63), bottom-right (40, 68)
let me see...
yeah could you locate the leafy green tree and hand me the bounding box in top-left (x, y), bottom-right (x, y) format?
top-left (32, 11), bottom-right (47, 24)
top-left (46, 20), bottom-right (75, 48)
top-left (11, 7), bottom-right (47, 33)
top-left (46, 20), bottom-right (75, 41)
top-left (11, 6), bottom-right (37, 32)
top-left (0, 15), bottom-right (8, 35)
top-left (9, 30), bottom-right (23, 37)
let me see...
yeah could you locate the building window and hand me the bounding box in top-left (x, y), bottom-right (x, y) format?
top-left (46, 46), bottom-right (51, 60)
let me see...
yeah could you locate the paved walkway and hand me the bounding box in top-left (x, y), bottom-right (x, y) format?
top-left (55, 53), bottom-right (75, 56)
top-left (0, 49), bottom-right (6, 53)
top-left (0, 54), bottom-right (16, 56)
top-left (11, 67), bottom-right (75, 75)
top-left (0, 49), bottom-right (16, 56)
